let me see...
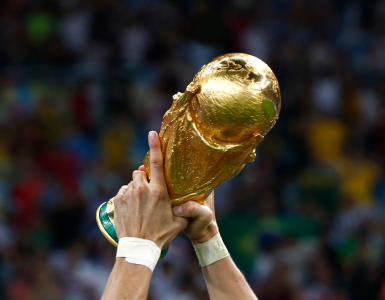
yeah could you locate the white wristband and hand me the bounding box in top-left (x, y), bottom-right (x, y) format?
top-left (193, 233), bottom-right (229, 267)
top-left (116, 237), bottom-right (161, 272)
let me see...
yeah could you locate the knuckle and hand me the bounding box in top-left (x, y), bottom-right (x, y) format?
top-left (152, 187), bottom-right (165, 200)
top-left (185, 201), bottom-right (195, 214)
top-left (150, 157), bottom-right (162, 167)
top-left (136, 183), bottom-right (145, 190)
top-left (115, 196), bottom-right (125, 207)
top-left (150, 141), bottom-right (160, 149)
top-left (136, 184), bottom-right (146, 193)
top-left (206, 209), bottom-right (214, 220)
top-left (115, 191), bottom-right (124, 199)
top-left (124, 189), bottom-right (133, 199)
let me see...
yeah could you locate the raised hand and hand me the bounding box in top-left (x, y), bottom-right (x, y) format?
top-left (172, 192), bottom-right (219, 245)
top-left (114, 131), bottom-right (188, 249)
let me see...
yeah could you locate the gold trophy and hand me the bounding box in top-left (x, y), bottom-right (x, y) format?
top-left (96, 53), bottom-right (281, 259)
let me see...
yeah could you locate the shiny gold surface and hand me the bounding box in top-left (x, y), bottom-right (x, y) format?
top-left (143, 53), bottom-right (281, 205)
top-left (106, 198), bottom-right (115, 224)
top-left (99, 53), bottom-right (280, 251)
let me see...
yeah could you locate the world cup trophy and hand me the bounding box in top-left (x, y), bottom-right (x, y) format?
top-left (96, 53), bottom-right (281, 259)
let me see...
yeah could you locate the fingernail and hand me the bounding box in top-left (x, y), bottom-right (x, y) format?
top-left (174, 206), bottom-right (183, 215)
top-left (149, 131), bottom-right (156, 140)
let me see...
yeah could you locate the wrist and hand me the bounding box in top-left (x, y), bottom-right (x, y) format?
top-left (193, 232), bottom-right (229, 267)
top-left (117, 232), bottom-right (164, 249)
top-left (116, 237), bottom-right (161, 272)
top-left (154, 239), bottom-right (166, 250)
top-left (190, 222), bottom-right (219, 245)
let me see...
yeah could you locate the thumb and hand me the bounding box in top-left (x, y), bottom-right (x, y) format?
top-left (173, 201), bottom-right (213, 224)
top-left (174, 215), bottom-right (188, 230)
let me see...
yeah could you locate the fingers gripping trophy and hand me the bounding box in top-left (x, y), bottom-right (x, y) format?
top-left (96, 53), bottom-right (281, 259)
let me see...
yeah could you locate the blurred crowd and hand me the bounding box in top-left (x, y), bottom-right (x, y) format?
top-left (0, 0), bottom-right (385, 299)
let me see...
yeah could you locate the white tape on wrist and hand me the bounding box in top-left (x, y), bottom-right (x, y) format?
top-left (193, 233), bottom-right (229, 267)
top-left (116, 237), bottom-right (161, 272)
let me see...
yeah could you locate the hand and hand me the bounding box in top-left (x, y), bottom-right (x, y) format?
top-left (172, 192), bottom-right (219, 245)
top-left (114, 131), bottom-right (188, 249)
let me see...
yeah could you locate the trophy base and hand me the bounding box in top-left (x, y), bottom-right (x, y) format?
top-left (96, 202), bottom-right (169, 260)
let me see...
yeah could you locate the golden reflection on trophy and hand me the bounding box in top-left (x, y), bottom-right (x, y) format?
top-left (143, 52), bottom-right (281, 205)
top-left (99, 53), bottom-right (281, 246)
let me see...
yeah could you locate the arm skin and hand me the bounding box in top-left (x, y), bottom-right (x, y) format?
top-left (101, 131), bottom-right (187, 300)
top-left (106, 131), bottom-right (257, 300)
top-left (202, 256), bottom-right (257, 300)
top-left (172, 193), bottom-right (258, 300)
top-left (102, 258), bottom-right (152, 300)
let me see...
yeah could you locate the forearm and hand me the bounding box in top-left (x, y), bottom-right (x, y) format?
top-left (102, 258), bottom-right (152, 300)
top-left (179, 207), bottom-right (257, 300)
top-left (202, 256), bottom-right (258, 300)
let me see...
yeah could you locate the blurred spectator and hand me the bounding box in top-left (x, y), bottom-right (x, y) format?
top-left (0, 0), bottom-right (384, 299)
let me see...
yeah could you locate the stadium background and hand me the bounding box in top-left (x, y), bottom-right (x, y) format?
top-left (0, 0), bottom-right (385, 299)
